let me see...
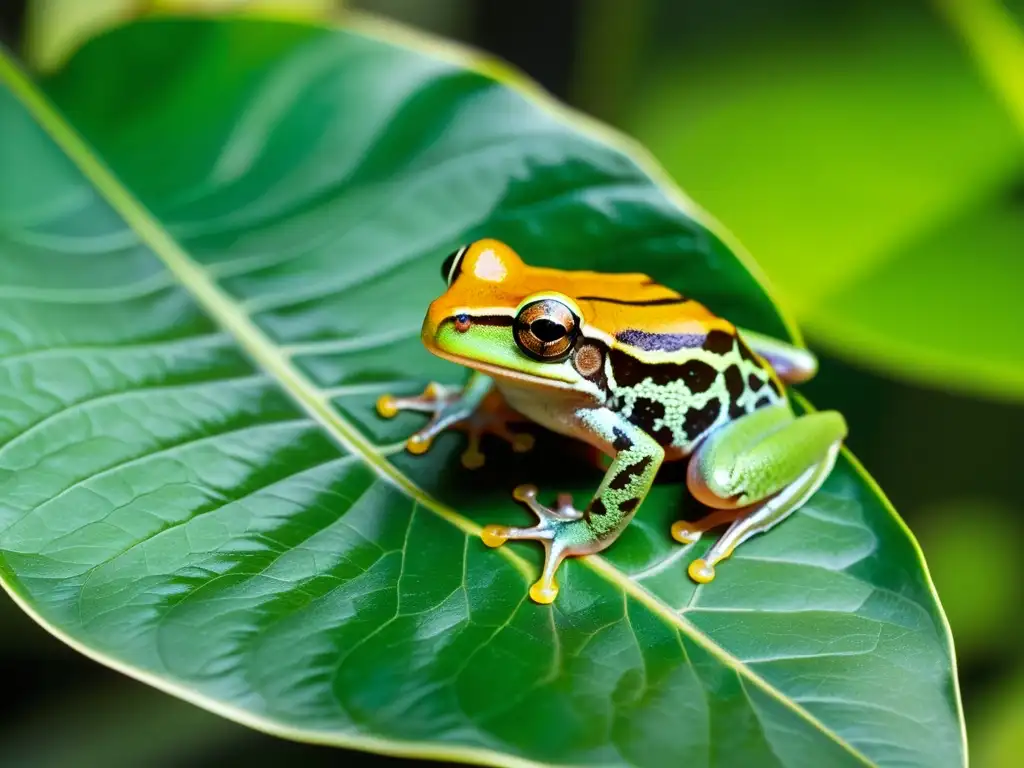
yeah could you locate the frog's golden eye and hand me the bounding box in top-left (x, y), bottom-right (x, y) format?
top-left (514, 299), bottom-right (579, 361)
top-left (441, 245), bottom-right (469, 286)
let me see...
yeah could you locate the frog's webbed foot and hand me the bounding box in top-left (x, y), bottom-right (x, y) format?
top-left (377, 381), bottom-right (534, 469)
top-left (671, 508), bottom-right (751, 584)
top-left (482, 485), bottom-right (600, 605)
top-left (481, 415), bottom-right (664, 604)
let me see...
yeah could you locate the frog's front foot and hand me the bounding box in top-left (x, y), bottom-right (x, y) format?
top-left (481, 485), bottom-right (600, 605)
top-left (376, 382), bottom-right (533, 469)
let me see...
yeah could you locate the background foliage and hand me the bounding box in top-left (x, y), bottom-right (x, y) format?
top-left (0, 0), bottom-right (1019, 766)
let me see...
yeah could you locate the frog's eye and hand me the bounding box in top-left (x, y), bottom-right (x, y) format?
top-left (514, 298), bottom-right (579, 361)
top-left (441, 245), bottom-right (469, 286)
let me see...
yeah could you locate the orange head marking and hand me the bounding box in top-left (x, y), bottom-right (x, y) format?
top-left (419, 238), bottom-right (732, 386)
top-left (441, 239), bottom-right (524, 289)
top-left (425, 240), bottom-right (526, 337)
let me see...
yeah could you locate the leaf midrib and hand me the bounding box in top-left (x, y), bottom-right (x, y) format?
top-left (0, 42), bottom-right (878, 766)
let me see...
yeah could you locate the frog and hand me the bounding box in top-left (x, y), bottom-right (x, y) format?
top-left (377, 239), bottom-right (847, 604)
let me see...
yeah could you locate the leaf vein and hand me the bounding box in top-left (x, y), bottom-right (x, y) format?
top-left (0, 373), bottom-right (270, 465)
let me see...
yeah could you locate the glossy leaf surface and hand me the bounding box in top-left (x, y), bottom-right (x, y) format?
top-left (0, 16), bottom-right (963, 767)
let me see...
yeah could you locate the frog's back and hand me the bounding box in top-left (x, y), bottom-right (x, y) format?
top-left (567, 270), bottom-right (787, 458)
top-left (545, 267), bottom-right (735, 345)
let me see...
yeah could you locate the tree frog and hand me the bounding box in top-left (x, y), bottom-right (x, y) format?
top-left (377, 240), bottom-right (846, 604)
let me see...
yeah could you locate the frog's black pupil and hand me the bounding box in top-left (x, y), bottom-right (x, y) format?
top-left (531, 318), bottom-right (566, 342)
top-left (456, 313), bottom-right (470, 324)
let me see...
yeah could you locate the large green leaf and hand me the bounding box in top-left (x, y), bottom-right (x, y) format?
top-left (627, 0), bottom-right (1024, 401)
top-left (0, 14), bottom-right (963, 767)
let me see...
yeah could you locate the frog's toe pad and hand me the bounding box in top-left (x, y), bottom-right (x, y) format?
top-left (481, 525), bottom-right (509, 548)
top-left (529, 579), bottom-right (559, 604)
top-left (513, 484), bottom-right (538, 502)
top-left (423, 382), bottom-right (446, 399)
top-left (511, 433), bottom-right (535, 453)
top-left (460, 446), bottom-right (486, 469)
top-left (687, 558), bottom-right (716, 584)
top-left (670, 521), bottom-right (701, 545)
top-left (376, 395), bottom-right (399, 418)
top-left (406, 433), bottom-right (433, 455)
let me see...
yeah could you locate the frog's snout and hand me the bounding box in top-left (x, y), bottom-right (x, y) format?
top-left (420, 313), bottom-right (438, 349)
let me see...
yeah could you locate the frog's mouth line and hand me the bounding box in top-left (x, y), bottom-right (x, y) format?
top-left (423, 345), bottom-right (577, 392)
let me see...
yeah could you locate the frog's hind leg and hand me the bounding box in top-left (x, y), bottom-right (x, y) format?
top-left (680, 405), bottom-right (846, 583)
top-left (670, 508), bottom-right (746, 546)
top-left (685, 445), bottom-right (840, 583)
top-left (736, 327), bottom-right (818, 384)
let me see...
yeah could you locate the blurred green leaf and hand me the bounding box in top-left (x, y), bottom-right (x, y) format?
top-left (973, 669), bottom-right (1024, 768)
top-left (913, 498), bottom-right (1021, 657)
top-left (811, 181), bottom-right (1024, 398)
top-left (0, 13), bottom-right (964, 767)
top-left (627, 1), bottom-right (1024, 401)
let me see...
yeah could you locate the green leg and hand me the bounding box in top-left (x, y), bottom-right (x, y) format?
top-left (737, 327), bottom-right (818, 383)
top-left (677, 404), bottom-right (847, 583)
top-left (377, 372), bottom-right (534, 468)
top-left (482, 408), bottom-right (663, 604)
